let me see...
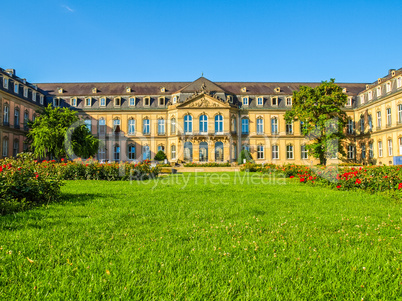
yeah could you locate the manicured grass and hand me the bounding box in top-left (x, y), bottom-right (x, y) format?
top-left (1, 172), bottom-right (402, 300)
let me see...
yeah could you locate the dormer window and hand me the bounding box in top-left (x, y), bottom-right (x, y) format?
top-left (159, 97), bottom-right (165, 106)
top-left (32, 91), bottom-right (36, 101)
top-left (126, 87), bottom-right (131, 93)
top-left (58, 88), bottom-right (63, 94)
top-left (129, 97), bottom-right (135, 106)
top-left (160, 87), bottom-right (166, 93)
top-left (14, 83), bottom-right (19, 94)
top-left (144, 97), bottom-right (150, 106)
top-left (360, 95), bottom-right (365, 104)
top-left (386, 82), bottom-right (391, 93)
top-left (71, 97), bottom-right (77, 107)
top-left (272, 97), bottom-right (278, 106)
top-left (242, 96), bottom-right (249, 106)
top-left (173, 96), bottom-right (178, 104)
top-left (40, 95), bottom-right (44, 105)
top-left (226, 95), bottom-right (232, 103)
top-left (114, 97), bottom-right (121, 107)
top-left (92, 87), bottom-right (97, 94)
top-left (342, 88), bottom-right (347, 93)
top-left (368, 91), bottom-right (373, 101)
top-left (53, 98), bottom-right (60, 107)
top-left (100, 97), bottom-right (106, 107)
top-left (85, 97), bottom-right (92, 107)
top-left (241, 87), bottom-right (246, 93)
top-left (346, 97), bottom-right (352, 107)
top-left (257, 97), bottom-right (263, 106)
top-left (286, 97), bottom-right (292, 106)
top-left (398, 77), bottom-right (402, 88)
top-left (378, 78), bottom-right (382, 84)
top-left (3, 77), bottom-right (8, 89)
top-left (274, 87), bottom-right (281, 93)
top-left (377, 86), bottom-right (381, 98)
top-left (24, 87), bottom-right (28, 98)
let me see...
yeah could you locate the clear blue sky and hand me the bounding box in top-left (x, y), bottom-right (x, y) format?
top-left (1, 0), bottom-right (401, 83)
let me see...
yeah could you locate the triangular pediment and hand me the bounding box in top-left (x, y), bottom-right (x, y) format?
top-left (177, 93), bottom-right (231, 108)
top-left (176, 77), bottom-right (227, 93)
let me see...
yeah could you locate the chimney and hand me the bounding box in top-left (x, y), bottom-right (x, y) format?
top-left (6, 69), bottom-right (15, 76)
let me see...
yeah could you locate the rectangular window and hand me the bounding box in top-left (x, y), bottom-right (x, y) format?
top-left (144, 97), bottom-right (150, 106)
top-left (158, 119), bottom-right (165, 135)
top-left (272, 145), bottom-right (279, 159)
top-left (257, 97), bottom-right (263, 106)
top-left (399, 138), bottom-right (402, 155)
top-left (3, 77), bottom-right (8, 89)
top-left (378, 141), bottom-right (383, 157)
top-left (242, 97), bottom-right (248, 106)
top-left (348, 145), bottom-right (355, 159)
top-left (40, 95), bottom-right (44, 105)
top-left (159, 98), bottom-right (164, 106)
top-left (114, 97), bottom-right (121, 107)
top-left (398, 77), bottom-right (402, 88)
top-left (377, 86), bottom-right (381, 98)
top-left (143, 119), bottom-right (150, 135)
top-left (129, 97), bottom-right (135, 106)
top-left (368, 91), bottom-right (372, 101)
top-left (24, 87), bottom-right (28, 98)
top-left (360, 95), bottom-right (364, 104)
top-left (257, 145), bottom-right (264, 159)
top-left (360, 117), bottom-right (364, 132)
top-left (241, 118), bottom-right (249, 134)
top-left (346, 97), bottom-right (352, 106)
top-left (272, 97), bottom-right (278, 106)
top-left (271, 118), bottom-right (278, 134)
top-left (386, 82), bottom-right (391, 93)
top-left (369, 143), bottom-right (374, 158)
top-left (368, 115), bottom-right (373, 131)
top-left (171, 145), bottom-right (176, 160)
top-left (377, 111), bottom-right (381, 129)
top-left (286, 97), bottom-right (292, 106)
top-left (286, 145), bottom-right (294, 159)
top-left (14, 83), bottom-right (19, 94)
top-left (128, 119), bottom-right (135, 135)
top-left (286, 122), bottom-right (293, 134)
top-left (100, 97), bottom-right (106, 107)
top-left (388, 140), bottom-right (393, 156)
top-left (256, 118), bottom-right (263, 134)
top-left (71, 98), bottom-right (77, 107)
top-left (347, 119), bottom-right (354, 134)
top-left (361, 143), bottom-right (366, 159)
top-left (386, 108), bottom-right (391, 126)
top-left (301, 145), bottom-right (308, 159)
top-left (171, 118), bottom-right (176, 134)
top-left (32, 91), bottom-right (36, 101)
top-left (398, 105), bottom-right (402, 124)
top-left (128, 145), bottom-right (136, 160)
top-left (85, 98), bottom-right (91, 107)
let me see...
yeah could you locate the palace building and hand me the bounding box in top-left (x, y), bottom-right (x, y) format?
top-left (1, 67), bottom-right (402, 165)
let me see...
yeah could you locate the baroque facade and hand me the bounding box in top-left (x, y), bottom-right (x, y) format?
top-left (1, 67), bottom-right (402, 165)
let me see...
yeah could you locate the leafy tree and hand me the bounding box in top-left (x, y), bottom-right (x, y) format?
top-left (26, 104), bottom-right (99, 160)
top-left (154, 150), bottom-right (167, 161)
top-left (284, 79), bottom-right (348, 165)
top-left (238, 149), bottom-right (253, 164)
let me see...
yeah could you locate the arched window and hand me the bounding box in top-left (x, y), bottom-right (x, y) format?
top-left (143, 119), bottom-right (150, 135)
top-left (199, 142), bottom-right (208, 162)
top-left (2, 137), bottom-right (8, 157)
top-left (241, 118), bottom-right (249, 135)
top-left (158, 145), bottom-right (165, 152)
top-left (184, 141), bottom-right (193, 161)
top-left (184, 115), bottom-right (192, 133)
top-left (128, 144), bottom-right (136, 160)
top-left (215, 141), bottom-right (224, 161)
top-left (199, 115), bottom-right (208, 133)
top-left (271, 117), bottom-right (278, 134)
top-left (113, 118), bottom-right (121, 132)
top-left (113, 144), bottom-right (120, 161)
top-left (3, 105), bottom-right (9, 125)
top-left (98, 118), bottom-right (106, 135)
top-left (256, 118), bottom-right (264, 134)
top-left (13, 139), bottom-right (19, 157)
top-left (215, 115), bottom-right (223, 133)
top-left (128, 119), bottom-right (135, 135)
top-left (170, 118), bottom-right (176, 134)
top-left (171, 144), bottom-right (176, 160)
top-left (286, 144), bottom-right (294, 159)
top-left (142, 145), bottom-right (150, 161)
top-left (158, 119), bottom-right (165, 135)
top-left (84, 118), bottom-right (92, 132)
top-left (14, 107), bottom-right (20, 129)
top-left (257, 144), bottom-right (264, 159)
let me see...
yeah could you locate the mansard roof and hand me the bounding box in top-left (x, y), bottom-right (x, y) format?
top-left (36, 78), bottom-right (367, 97)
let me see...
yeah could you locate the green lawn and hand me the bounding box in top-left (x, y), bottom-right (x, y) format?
top-left (1, 172), bottom-right (402, 300)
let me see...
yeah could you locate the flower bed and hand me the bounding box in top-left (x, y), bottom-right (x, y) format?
top-left (183, 162), bottom-right (231, 167)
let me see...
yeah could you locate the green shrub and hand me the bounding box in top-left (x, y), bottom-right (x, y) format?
top-left (238, 150), bottom-right (253, 164)
top-left (154, 150), bottom-right (167, 161)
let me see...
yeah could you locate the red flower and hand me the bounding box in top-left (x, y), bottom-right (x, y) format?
top-left (35, 174), bottom-right (39, 179)
top-left (0, 166), bottom-right (2, 172)
top-left (336, 185), bottom-right (341, 189)
top-left (61, 158), bottom-right (65, 162)
top-left (289, 176), bottom-right (294, 178)
top-left (355, 179), bottom-right (362, 185)
top-left (308, 176), bottom-right (313, 180)
top-left (398, 183), bottom-right (402, 190)
top-left (300, 178), bottom-right (305, 182)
